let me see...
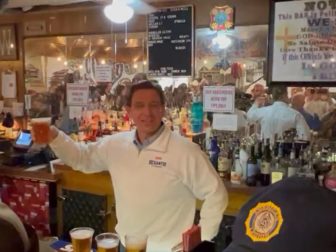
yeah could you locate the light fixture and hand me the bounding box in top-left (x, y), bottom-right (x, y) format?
top-left (101, 59), bottom-right (106, 65)
top-left (104, 0), bottom-right (134, 24)
top-left (212, 32), bottom-right (232, 49)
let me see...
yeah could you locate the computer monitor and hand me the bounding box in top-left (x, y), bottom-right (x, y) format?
top-left (12, 130), bottom-right (32, 150)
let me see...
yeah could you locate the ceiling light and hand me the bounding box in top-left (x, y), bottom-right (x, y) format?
top-left (212, 32), bottom-right (232, 49)
top-left (104, 1), bottom-right (134, 24)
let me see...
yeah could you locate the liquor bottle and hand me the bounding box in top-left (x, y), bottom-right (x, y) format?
top-left (218, 143), bottom-right (231, 180)
top-left (190, 95), bottom-right (203, 133)
top-left (209, 136), bottom-right (220, 171)
top-left (288, 142), bottom-right (298, 177)
top-left (255, 140), bottom-right (263, 181)
top-left (246, 145), bottom-right (258, 186)
top-left (231, 143), bottom-right (242, 184)
top-left (260, 138), bottom-right (271, 186)
top-left (271, 141), bottom-right (287, 184)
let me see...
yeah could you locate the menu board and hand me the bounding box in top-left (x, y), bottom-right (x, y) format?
top-left (147, 5), bottom-right (193, 77)
top-left (269, 0), bottom-right (336, 84)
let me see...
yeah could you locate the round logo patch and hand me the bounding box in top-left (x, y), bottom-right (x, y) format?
top-left (245, 201), bottom-right (283, 242)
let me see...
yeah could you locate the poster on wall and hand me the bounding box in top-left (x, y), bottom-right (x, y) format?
top-left (269, 0), bottom-right (336, 85)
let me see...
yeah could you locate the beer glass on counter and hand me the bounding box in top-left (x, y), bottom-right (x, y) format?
top-left (69, 227), bottom-right (94, 252)
top-left (125, 234), bottom-right (148, 252)
top-left (31, 117), bottom-right (51, 144)
top-left (95, 232), bottom-right (120, 252)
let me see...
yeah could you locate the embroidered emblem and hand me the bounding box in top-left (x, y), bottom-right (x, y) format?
top-left (245, 201), bottom-right (283, 242)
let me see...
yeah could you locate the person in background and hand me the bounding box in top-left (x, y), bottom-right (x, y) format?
top-left (36, 80), bottom-right (228, 252)
top-left (250, 83), bottom-right (266, 101)
top-left (0, 201), bottom-right (31, 252)
top-left (247, 85), bottom-right (310, 141)
top-left (291, 92), bottom-right (321, 131)
top-left (222, 176), bottom-right (336, 252)
top-left (132, 72), bottom-right (148, 85)
top-left (304, 87), bottom-right (330, 120)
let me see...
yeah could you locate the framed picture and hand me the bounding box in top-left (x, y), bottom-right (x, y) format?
top-left (268, 0), bottom-right (336, 86)
top-left (0, 24), bottom-right (17, 61)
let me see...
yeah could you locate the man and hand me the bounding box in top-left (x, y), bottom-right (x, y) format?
top-left (222, 176), bottom-right (336, 252)
top-left (291, 92), bottom-right (320, 131)
top-left (40, 81), bottom-right (228, 252)
top-left (247, 85), bottom-right (310, 141)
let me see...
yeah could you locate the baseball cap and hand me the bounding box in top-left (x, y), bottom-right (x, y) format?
top-left (223, 176), bottom-right (336, 252)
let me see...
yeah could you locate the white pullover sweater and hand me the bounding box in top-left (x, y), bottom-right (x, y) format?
top-left (50, 126), bottom-right (228, 252)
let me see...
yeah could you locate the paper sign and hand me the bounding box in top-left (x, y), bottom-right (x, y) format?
top-left (66, 83), bottom-right (89, 106)
top-left (212, 113), bottom-right (238, 131)
top-left (69, 106), bottom-right (83, 119)
top-left (95, 65), bottom-right (112, 82)
top-left (1, 71), bottom-right (17, 98)
top-left (203, 86), bottom-right (235, 113)
top-left (12, 102), bottom-right (24, 116)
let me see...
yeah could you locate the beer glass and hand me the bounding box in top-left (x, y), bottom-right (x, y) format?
top-left (31, 117), bottom-right (51, 144)
top-left (125, 234), bottom-right (148, 252)
top-left (69, 227), bottom-right (94, 252)
top-left (95, 232), bottom-right (119, 252)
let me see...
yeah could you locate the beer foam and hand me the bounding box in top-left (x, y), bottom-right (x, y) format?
top-left (97, 238), bottom-right (119, 248)
top-left (70, 229), bottom-right (94, 239)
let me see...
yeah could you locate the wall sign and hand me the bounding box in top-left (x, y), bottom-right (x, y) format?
top-left (203, 86), bottom-right (235, 113)
top-left (66, 83), bottom-right (89, 106)
top-left (268, 0), bottom-right (336, 86)
top-left (0, 24), bottom-right (17, 61)
top-left (147, 5), bottom-right (194, 77)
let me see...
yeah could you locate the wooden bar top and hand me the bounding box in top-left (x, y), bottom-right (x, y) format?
top-left (0, 164), bottom-right (61, 182)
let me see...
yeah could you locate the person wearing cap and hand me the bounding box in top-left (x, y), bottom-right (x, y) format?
top-left (247, 85), bottom-right (310, 141)
top-left (222, 176), bottom-right (336, 252)
top-left (33, 80), bottom-right (228, 252)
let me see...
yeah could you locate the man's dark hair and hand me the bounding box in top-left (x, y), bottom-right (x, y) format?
top-left (271, 85), bottom-right (288, 101)
top-left (125, 80), bottom-right (165, 106)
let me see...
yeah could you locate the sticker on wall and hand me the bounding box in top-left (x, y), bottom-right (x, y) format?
top-left (210, 5), bottom-right (234, 31)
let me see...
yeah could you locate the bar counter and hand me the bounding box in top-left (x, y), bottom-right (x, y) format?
top-left (0, 164), bottom-right (257, 214)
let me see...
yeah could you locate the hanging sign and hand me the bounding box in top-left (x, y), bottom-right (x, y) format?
top-left (210, 5), bottom-right (235, 31)
top-left (66, 83), bottom-right (89, 106)
top-left (203, 86), bottom-right (235, 113)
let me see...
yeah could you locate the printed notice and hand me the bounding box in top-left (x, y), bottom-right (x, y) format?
top-left (203, 86), bottom-right (235, 113)
top-left (272, 0), bottom-right (336, 82)
top-left (212, 113), bottom-right (238, 131)
top-left (66, 83), bottom-right (89, 106)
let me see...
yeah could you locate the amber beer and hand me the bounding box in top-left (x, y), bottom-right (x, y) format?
top-left (31, 117), bottom-right (51, 144)
top-left (125, 234), bottom-right (147, 252)
top-left (125, 246), bottom-right (146, 252)
top-left (70, 227), bottom-right (94, 252)
top-left (96, 233), bottom-right (119, 252)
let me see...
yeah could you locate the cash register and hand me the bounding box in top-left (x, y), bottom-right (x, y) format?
top-left (0, 130), bottom-right (57, 167)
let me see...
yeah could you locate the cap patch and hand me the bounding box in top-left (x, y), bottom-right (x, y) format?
top-left (245, 201), bottom-right (283, 242)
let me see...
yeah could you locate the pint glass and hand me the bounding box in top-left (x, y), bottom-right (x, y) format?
top-left (95, 233), bottom-right (119, 252)
top-left (69, 227), bottom-right (94, 252)
top-left (31, 117), bottom-right (51, 144)
top-left (125, 234), bottom-right (148, 252)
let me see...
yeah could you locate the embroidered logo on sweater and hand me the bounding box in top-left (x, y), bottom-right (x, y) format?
top-left (245, 201), bottom-right (283, 242)
top-left (149, 156), bottom-right (167, 168)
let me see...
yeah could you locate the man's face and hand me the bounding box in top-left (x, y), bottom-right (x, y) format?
top-left (251, 84), bottom-right (265, 99)
top-left (126, 89), bottom-right (165, 138)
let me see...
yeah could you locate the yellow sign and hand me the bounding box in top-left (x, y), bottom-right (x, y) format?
top-left (245, 201), bottom-right (283, 242)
